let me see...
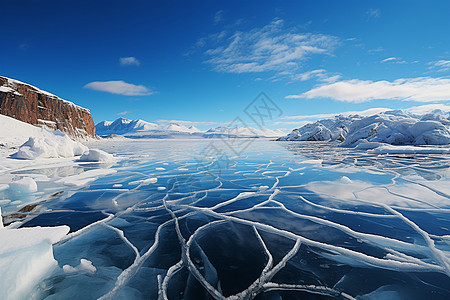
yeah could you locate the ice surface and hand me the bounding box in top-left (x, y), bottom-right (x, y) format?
top-left (0, 139), bottom-right (449, 299)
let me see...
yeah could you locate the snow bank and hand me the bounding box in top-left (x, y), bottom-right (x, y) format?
top-left (0, 114), bottom-right (88, 159)
top-left (14, 132), bottom-right (88, 160)
top-left (0, 225), bottom-right (70, 300)
top-left (279, 109), bottom-right (450, 147)
top-left (79, 149), bottom-right (114, 162)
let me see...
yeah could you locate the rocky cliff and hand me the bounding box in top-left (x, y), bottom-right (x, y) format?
top-left (0, 76), bottom-right (95, 138)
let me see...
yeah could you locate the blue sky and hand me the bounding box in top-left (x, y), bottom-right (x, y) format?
top-left (1, 0), bottom-right (450, 131)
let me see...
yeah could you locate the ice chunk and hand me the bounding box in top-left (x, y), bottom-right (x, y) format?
top-left (79, 149), bottom-right (114, 162)
top-left (157, 186), bottom-right (166, 191)
top-left (0, 226), bottom-right (70, 300)
top-left (340, 176), bottom-right (352, 184)
top-left (0, 184), bottom-right (9, 192)
top-left (155, 167), bottom-right (166, 171)
top-left (13, 132), bottom-right (88, 160)
top-left (63, 259), bottom-right (97, 274)
top-left (0, 207), bottom-right (3, 228)
top-left (9, 177), bottom-right (38, 194)
top-left (55, 169), bottom-right (117, 187)
top-left (129, 178), bottom-right (158, 186)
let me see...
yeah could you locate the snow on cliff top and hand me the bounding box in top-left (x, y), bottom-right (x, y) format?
top-left (0, 76), bottom-right (89, 112)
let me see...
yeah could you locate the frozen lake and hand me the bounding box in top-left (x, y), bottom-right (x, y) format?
top-left (5, 139), bottom-right (450, 299)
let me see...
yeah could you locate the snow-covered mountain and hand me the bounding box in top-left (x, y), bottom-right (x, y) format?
top-left (278, 109), bottom-right (450, 146)
top-left (96, 118), bottom-right (203, 138)
top-left (96, 118), bottom-right (286, 139)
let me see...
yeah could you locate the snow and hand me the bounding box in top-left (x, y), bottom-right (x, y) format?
top-left (0, 225), bottom-right (70, 300)
top-left (79, 149), bottom-right (115, 163)
top-left (63, 259), bottom-right (97, 274)
top-left (1, 114), bottom-right (88, 160)
top-left (279, 108), bottom-right (450, 149)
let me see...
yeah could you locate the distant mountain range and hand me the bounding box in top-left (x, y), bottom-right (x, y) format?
top-left (95, 118), bottom-right (285, 139)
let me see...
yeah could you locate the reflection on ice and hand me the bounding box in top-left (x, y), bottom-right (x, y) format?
top-left (1, 139), bottom-right (449, 299)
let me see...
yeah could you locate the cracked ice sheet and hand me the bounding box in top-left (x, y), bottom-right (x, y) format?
top-left (2, 139), bottom-right (450, 299)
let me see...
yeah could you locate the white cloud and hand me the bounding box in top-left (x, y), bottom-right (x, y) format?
top-left (381, 57), bottom-right (397, 63)
top-left (428, 60), bottom-right (450, 72)
top-left (276, 104), bottom-right (450, 126)
top-left (214, 10), bottom-right (224, 24)
top-left (366, 8), bottom-right (380, 21)
top-left (291, 69), bottom-right (341, 83)
top-left (368, 46), bottom-right (384, 53)
top-left (287, 77), bottom-right (450, 103)
top-left (380, 57), bottom-right (406, 64)
top-left (84, 81), bottom-right (154, 96)
top-left (405, 103), bottom-right (450, 115)
top-left (120, 57), bottom-right (140, 66)
top-left (204, 19), bottom-right (339, 74)
top-left (117, 111), bottom-right (131, 116)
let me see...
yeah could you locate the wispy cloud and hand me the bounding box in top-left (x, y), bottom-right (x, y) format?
top-left (428, 60), bottom-right (450, 72)
top-left (214, 10), bottom-right (225, 25)
top-left (381, 57), bottom-right (397, 63)
top-left (117, 111), bottom-right (131, 116)
top-left (84, 80), bottom-right (154, 96)
top-left (156, 119), bottom-right (217, 127)
top-left (380, 57), bottom-right (406, 64)
top-left (120, 57), bottom-right (140, 66)
top-left (286, 77), bottom-right (450, 102)
top-left (291, 69), bottom-right (341, 83)
top-left (204, 19), bottom-right (339, 74)
top-left (366, 8), bottom-right (380, 21)
top-left (368, 46), bottom-right (384, 53)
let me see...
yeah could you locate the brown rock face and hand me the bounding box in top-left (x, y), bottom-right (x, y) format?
top-left (0, 76), bottom-right (95, 138)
